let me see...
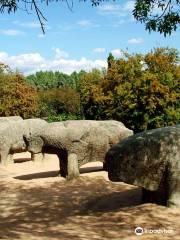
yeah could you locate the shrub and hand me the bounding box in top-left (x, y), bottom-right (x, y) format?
top-left (38, 87), bottom-right (82, 118)
top-left (46, 113), bottom-right (84, 122)
top-left (0, 64), bottom-right (39, 118)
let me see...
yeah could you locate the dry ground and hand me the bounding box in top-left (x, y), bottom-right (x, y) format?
top-left (0, 153), bottom-right (180, 240)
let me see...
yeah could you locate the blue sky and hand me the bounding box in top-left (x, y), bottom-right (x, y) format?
top-left (0, 0), bottom-right (179, 75)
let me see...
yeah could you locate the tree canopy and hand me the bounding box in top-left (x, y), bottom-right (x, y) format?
top-left (0, 63), bottom-right (39, 118)
top-left (0, 0), bottom-right (179, 35)
top-left (134, 0), bottom-right (180, 36)
top-left (79, 47), bottom-right (180, 132)
top-left (0, 47), bottom-right (179, 128)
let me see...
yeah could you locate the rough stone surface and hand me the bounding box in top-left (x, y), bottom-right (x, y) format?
top-left (64, 120), bottom-right (131, 147)
top-left (0, 116), bottom-right (23, 123)
top-left (105, 125), bottom-right (180, 208)
top-left (0, 119), bottom-right (47, 165)
top-left (25, 120), bottom-right (133, 180)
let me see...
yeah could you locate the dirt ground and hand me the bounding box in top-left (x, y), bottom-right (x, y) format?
top-left (0, 153), bottom-right (180, 240)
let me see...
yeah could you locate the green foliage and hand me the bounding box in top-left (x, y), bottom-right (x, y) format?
top-left (27, 71), bottom-right (63, 90)
top-left (0, 63), bottom-right (84, 121)
top-left (26, 70), bottom-right (83, 91)
top-left (79, 48), bottom-right (180, 132)
top-left (38, 87), bottom-right (82, 118)
top-left (26, 70), bottom-right (86, 121)
top-left (46, 113), bottom-right (84, 123)
top-left (133, 0), bottom-right (180, 36)
top-left (78, 68), bottom-right (107, 119)
top-left (0, 63), bottom-right (39, 118)
top-left (1, 47), bottom-right (179, 130)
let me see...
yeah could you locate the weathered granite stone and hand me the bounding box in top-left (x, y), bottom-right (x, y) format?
top-left (105, 125), bottom-right (180, 208)
top-left (0, 116), bottom-right (23, 123)
top-left (0, 119), bottom-right (47, 165)
top-left (24, 120), bottom-right (133, 180)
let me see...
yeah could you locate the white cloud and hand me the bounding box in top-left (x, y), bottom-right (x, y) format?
top-left (78, 20), bottom-right (92, 27)
top-left (1, 29), bottom-right (24, 36)
top-left (77, 20), bottom-right (100, 28)
top-left (58, 23), bottom-right (74, 31)
top-left (52, 48), bottom-right (69, 59)
top-left (38, 33), bottom-right (45, 38)
top-left (128, 38), bottom-right (144, 44)
top-left (112, 20), bottom-right (125, 27)
top-left (93, 48), bottom-right (106, 53)
top-left (111, 49), bottom-right (123, 58)
top-left (20, 21), bottom-right (40, 28)
top-left (99, 4), bottom-right (119, 13)
top-left (0, 52), bottom-right (8, 60)
top-left (0, 51), bottom-right (107, 75)
top-left (58, 20), bottom-right (99, 32)
top-left (13, 21), bottom-right (51, 32)
top-left (98, 4), bottom-right (123, 16)
top-left (98, 1), bottom-right (135, 17)
top-left (123, 1), bottom-right (135, 12)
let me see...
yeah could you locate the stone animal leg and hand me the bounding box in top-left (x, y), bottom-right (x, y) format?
top-left (7, 153), bottom-right (14, 164)
top-left (42, 153), bottom-right (48, 161)
top-left (142, 188), bottom-right (156, 203)
top-left (31, 153), bottom-right (44, 164)
top-left (0, 149), bottom-right (9, 166)
top-left (58, 153), bottom-right (68, 178)
top-left (167, 169), bottom-right (180, 208)
top-left (142, 171), bottom-right (168, 206)
top-left (67, 153), bottom-right (79, 181)
top-left (142, 187), bottom-right (168, 206)
top-left (103, 162), bottom-right (107, 171)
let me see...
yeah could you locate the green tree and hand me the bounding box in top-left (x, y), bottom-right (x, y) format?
top-left (134, 0), bottom-right (180, 36)
top-left (78, 68), bottom-right (108, 119)
top-left (26, 70), bottom-right (83, 90)
top-left (38, 87), bottom-right (82, 117)
top-left (110, 48), bottom-right (179, 132)
top-left (27, 71), bottom-right (65, 90)
top-left (0, 63), bottom-right (39, 118)
top-left (80, 48), bottom-right (180, 132)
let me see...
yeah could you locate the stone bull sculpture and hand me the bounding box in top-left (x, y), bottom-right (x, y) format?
top-left (24, 120), bottom-right (133, 180)
top-left (0, 118), bottom-right (47, 165)
top-left (105, 125), bottom-right (180, 208)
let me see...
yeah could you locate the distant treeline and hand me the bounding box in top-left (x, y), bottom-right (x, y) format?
top-left (0, 47), bottom-right (179, 133)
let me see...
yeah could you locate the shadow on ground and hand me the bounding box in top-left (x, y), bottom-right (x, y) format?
top-left (0, 176), bottom-right (180, 240)
top-left (14, 158), bottom-right (32, 163)
top-left (14, 170), bottom-right (60, 180)
top-left (14, 166), bottom-right (103, 180)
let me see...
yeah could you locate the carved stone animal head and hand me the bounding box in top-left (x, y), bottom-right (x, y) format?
top-left (23, 134), bottom-right (44, 154)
